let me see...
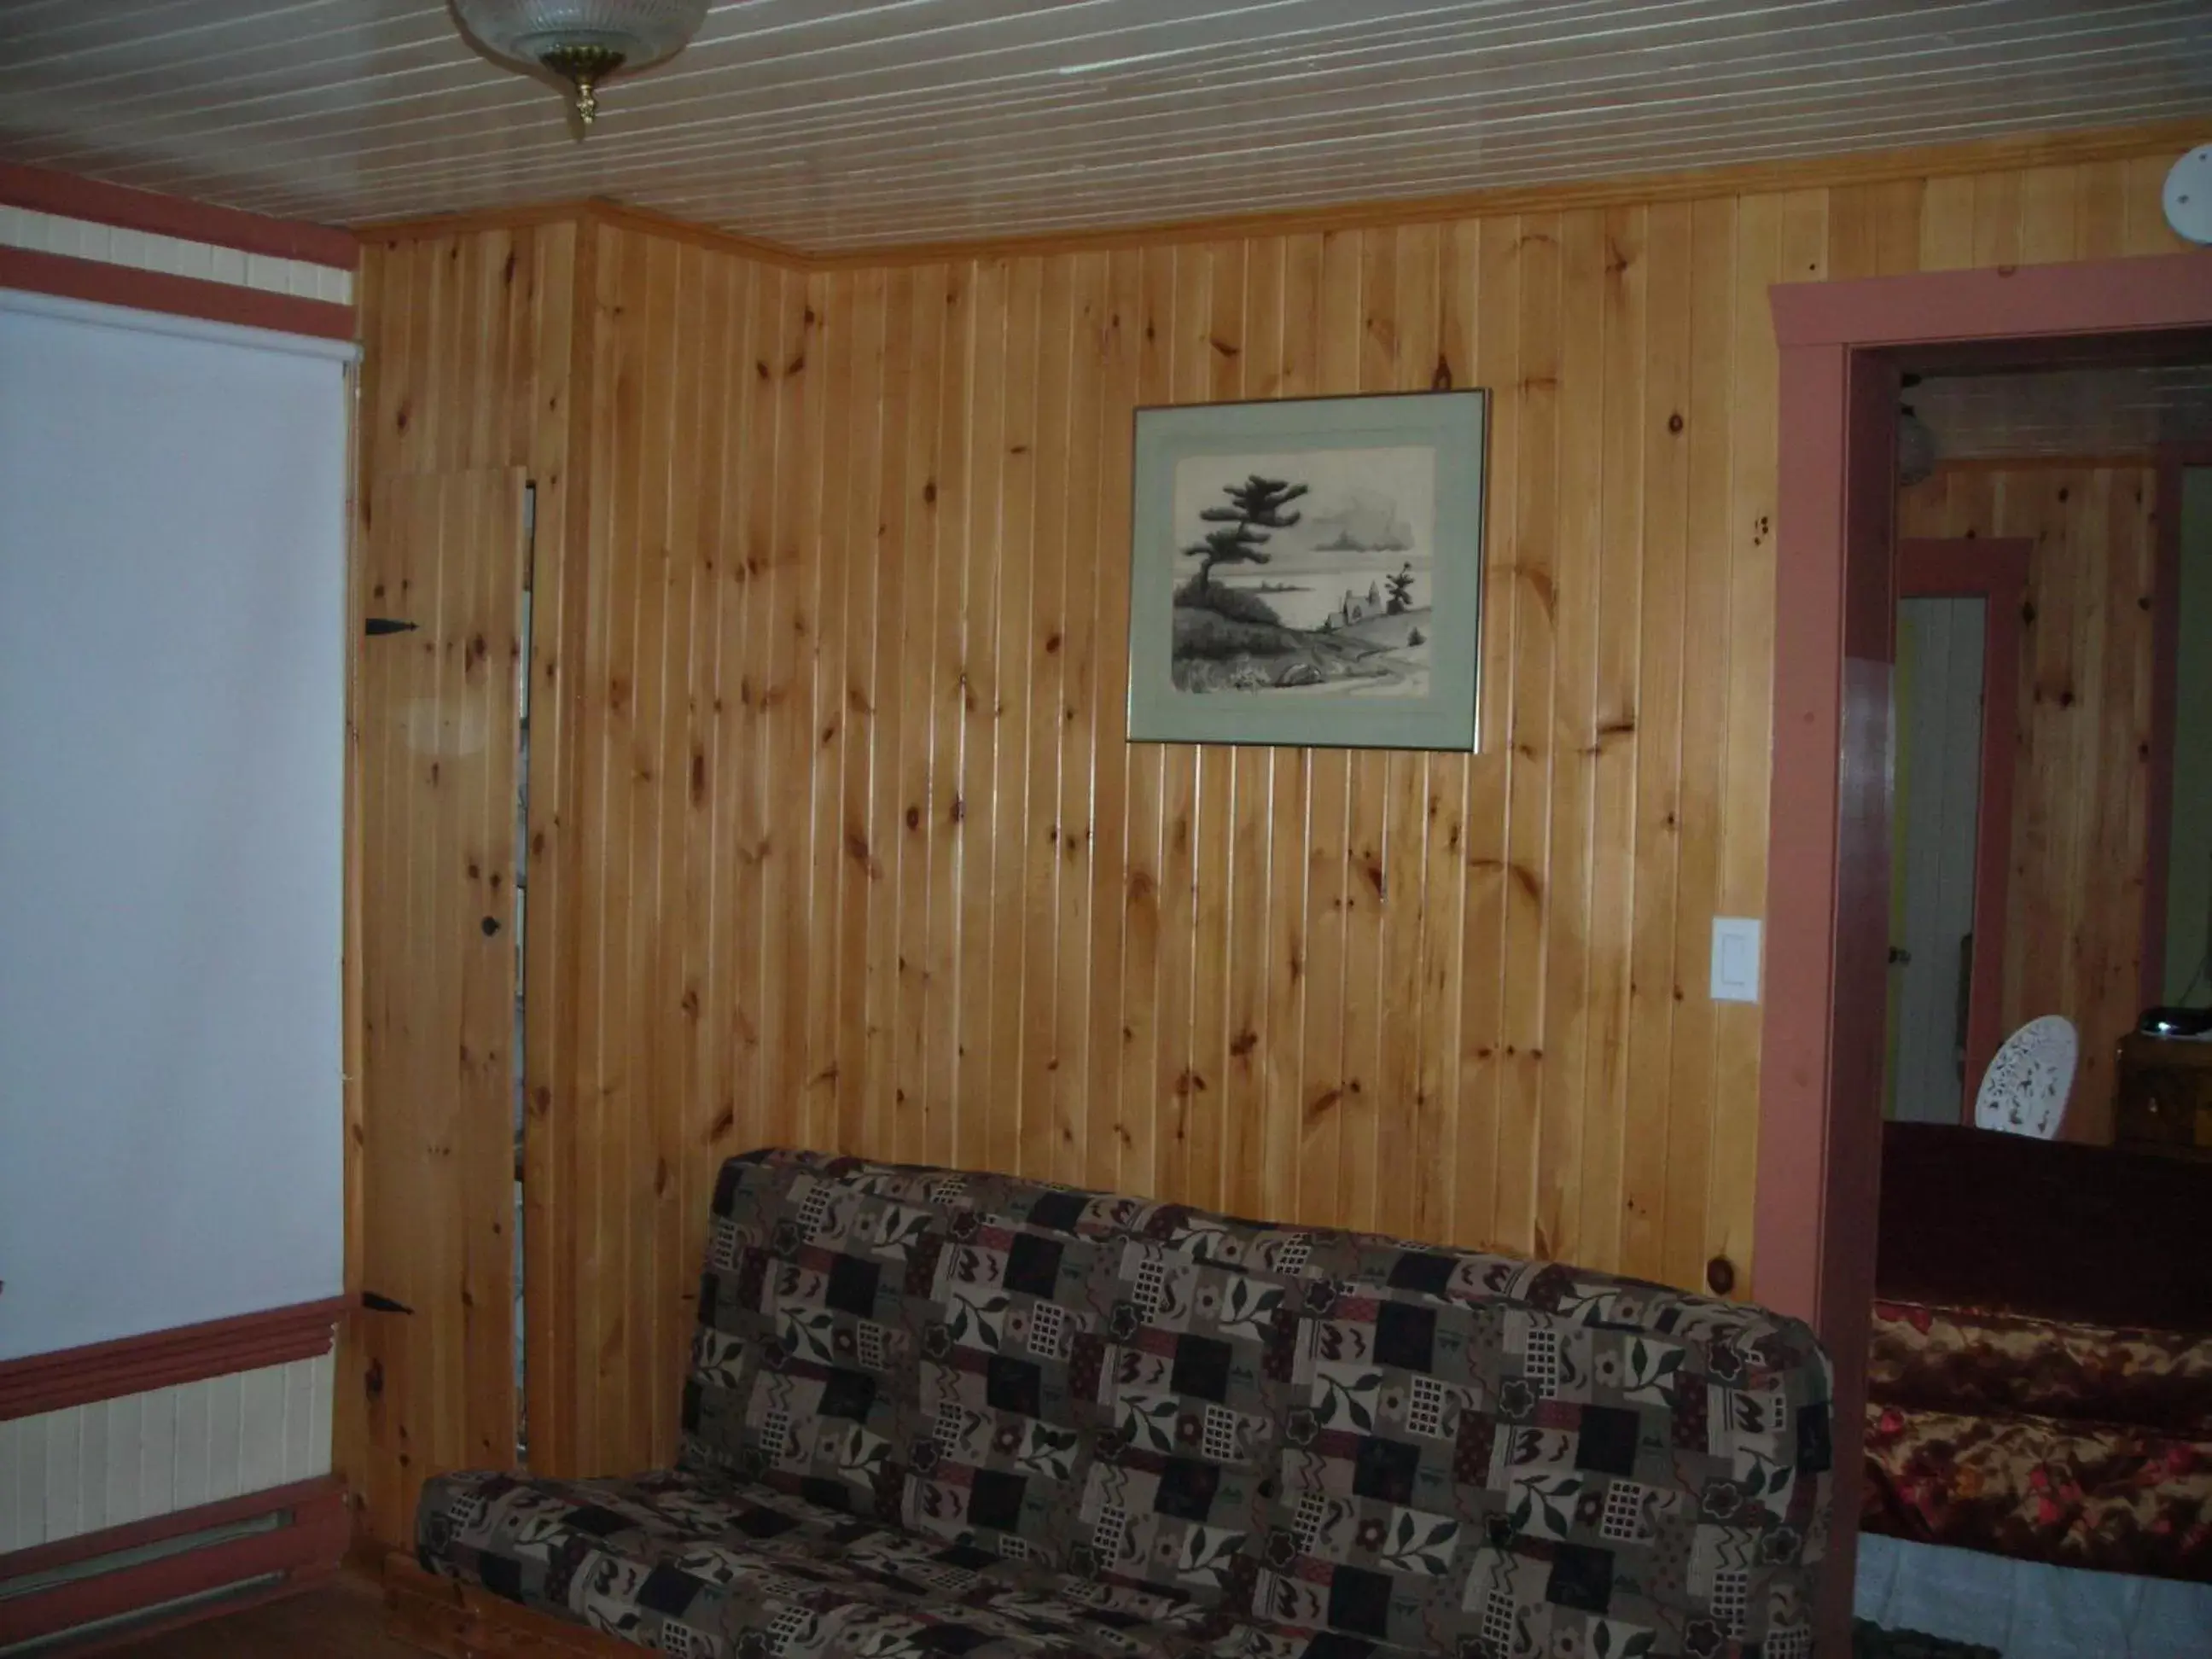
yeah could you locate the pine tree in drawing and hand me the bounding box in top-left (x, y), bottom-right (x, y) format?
top-left (1184, 475), bottom-right (1308, 591)
top-left (1385, 562), bottom-right (1415, 614)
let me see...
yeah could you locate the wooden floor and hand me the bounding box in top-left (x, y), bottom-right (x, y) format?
top-left (104, 1575), bottom-right (418, 1657)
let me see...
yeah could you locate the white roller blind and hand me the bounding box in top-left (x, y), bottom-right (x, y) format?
top-left (0, 292), bottom-right (351, 1360)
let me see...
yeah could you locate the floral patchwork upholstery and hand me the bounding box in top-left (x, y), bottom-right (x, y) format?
top-left (417, 1467), bottom-right (1230, 1656)
top-left (1054, 1222), bottom-right (1299, 1604)
top-left (905, 1209), bottom-right (1106, 1568)
top-left (681, 1157), bottom-right (945, 1519)
top-left (418, 1149), bottom-right (1833, 1657)
top-left (1249, 1261), bottom-right (1826, 1656)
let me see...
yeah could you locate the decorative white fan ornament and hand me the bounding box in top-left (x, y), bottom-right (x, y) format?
top-left (1972, 1016), bottom-right (2077, 1139)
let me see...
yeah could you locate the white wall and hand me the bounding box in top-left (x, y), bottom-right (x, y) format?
top-left (0, 292), bottom-right (350, 1361)
top-left (1889, 596), bottom-right (1987, 1122)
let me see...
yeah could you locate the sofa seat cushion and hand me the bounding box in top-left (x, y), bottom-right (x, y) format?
top-left (418, 1467), bottom-right (1261, 1656)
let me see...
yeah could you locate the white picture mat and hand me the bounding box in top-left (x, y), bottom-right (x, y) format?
top-left (0, 294), bottom-right (347, 1360)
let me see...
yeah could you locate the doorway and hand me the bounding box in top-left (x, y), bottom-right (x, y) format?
top-left (1752, 251), bottom-right (2212, 1645)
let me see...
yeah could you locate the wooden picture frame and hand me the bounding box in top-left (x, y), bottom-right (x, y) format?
top-left (1126, 389), bottom-right (1488, 750)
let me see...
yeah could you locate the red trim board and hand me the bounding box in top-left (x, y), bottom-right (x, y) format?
top-left (0, 246), bottom-right (355, 341)
top-left (0, 1478), bottom-right (341, 1580)
top-left (0, 1296), bottom-right (349, 1421)
top-left (1772, 252), bottom-right (2212, 348)
top-left (63, 1569), bottom-right (342, 1659)
top-left (0, 1477), bottom-right (348, 1648)
top-left (1896, 537), bottom-right (2030, 1115)
top-left (0, 161), bottom-right (357, 271)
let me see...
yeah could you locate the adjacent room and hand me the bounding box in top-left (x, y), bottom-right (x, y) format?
top-left (1, 4), bottom-right (2208, 1656)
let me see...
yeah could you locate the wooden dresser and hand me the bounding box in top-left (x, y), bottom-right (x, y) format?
top-left (2114, 1031), bottom-right (2212, 1159)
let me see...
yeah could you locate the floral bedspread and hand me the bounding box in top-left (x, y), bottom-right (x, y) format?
top-left (1861, 1299), bottom-right (2212, 1583)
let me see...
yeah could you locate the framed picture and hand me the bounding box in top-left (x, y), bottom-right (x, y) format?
top-left (1126, 389), bottom-right (1488, 750)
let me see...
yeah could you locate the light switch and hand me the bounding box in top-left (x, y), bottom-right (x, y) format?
top-left (1711, 917), bottom-right (1762, 1004)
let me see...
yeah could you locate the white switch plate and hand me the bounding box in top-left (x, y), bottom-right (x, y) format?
top-left (1711, 917), bottom-right (1762, 1004)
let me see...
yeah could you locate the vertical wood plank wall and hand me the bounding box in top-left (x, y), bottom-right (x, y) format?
top-left (351, 150), bottom-right (2189, 1511)
top-left (341, 222), bottom-right (579, 1541)
top-left (1898, 464), bottom-right (2162, 1141)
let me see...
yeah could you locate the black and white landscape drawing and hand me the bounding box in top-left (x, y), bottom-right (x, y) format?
top-left (1130, 389), bottom-right (1485, 750)
top-left (1169, 445), bottom-right (1436, 698)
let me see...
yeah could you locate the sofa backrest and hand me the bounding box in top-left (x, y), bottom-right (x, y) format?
top-left (684, 1150), bottom-right (1831, 1654)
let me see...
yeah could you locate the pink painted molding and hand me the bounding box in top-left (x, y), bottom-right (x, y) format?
top-left (0, 160), bottom-right (358, 270)
top-left (0, 246), bottom-right (356, 340)
top-left (1772, 252), bottom-right (2212, 347)
top-left (0, 1296), bottom-right (349, 1422)
top-left (0, 1476), bottom-right (347, 1648)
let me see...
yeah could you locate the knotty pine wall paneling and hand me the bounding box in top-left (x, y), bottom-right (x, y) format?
top-left (343, 221), bottom-right (578, 1540)
top-left (551, 223), bottom-right (815, 1480)
top-left (351, 151), bottom-right (2194, 1514)
top-left (1898, 463), bottom-right (2163, 1142)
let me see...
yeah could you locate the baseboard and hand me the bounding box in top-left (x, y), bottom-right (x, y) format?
top-left (44, 1568), bottom-right (337, 1659)
top-left (0, 1476), bottom-right (347, 1650)
top-left (384, 1554), bottom-right (642, 1659)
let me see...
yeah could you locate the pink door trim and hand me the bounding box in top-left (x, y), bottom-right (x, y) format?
top-left (1758, 248), bottom-right (2212, 1650)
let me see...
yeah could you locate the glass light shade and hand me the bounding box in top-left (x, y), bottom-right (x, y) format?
top-left (453, 0), bottom-right (708, 123)
top-left (454, 0), bottom-right (707, 71)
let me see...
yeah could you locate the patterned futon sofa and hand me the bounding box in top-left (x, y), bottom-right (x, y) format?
top-left (417, 1150), bottom-right (1833, 1657)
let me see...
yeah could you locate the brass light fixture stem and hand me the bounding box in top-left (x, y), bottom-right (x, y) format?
top-left (538, 43), bottom-right (626, 126)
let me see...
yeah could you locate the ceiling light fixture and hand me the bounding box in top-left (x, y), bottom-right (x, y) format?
top-left (451, 0), bottom-right (709, 130)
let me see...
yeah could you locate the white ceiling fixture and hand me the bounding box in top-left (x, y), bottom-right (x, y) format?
top-left (451, 0), bottom-right (708, 129)
top-left (2166, 143), bottom-right (2212, 244)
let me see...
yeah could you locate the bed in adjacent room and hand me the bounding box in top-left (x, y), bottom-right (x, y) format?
top-left (1857, 1123), bottom-right (2212, 1656)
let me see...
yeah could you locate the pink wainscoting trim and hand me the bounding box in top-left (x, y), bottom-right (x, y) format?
top-left (0, 1478), bottom-right (347, 1648)
top-left (0, 161), bottom-right (358, 270)
top-left (0, 1477), bottom-right (341, 1580)
top-left (0, 1297), bottom-right (349, 1421)
top-left (0, 246), bottom-right (355, 340)
top-left (1896, 537), bottom-right (2031, 1111)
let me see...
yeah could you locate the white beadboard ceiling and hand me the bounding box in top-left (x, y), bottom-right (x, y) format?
top-left (3, 1), bottom-right (2209, 253)
top-left (1918, 363), bottom-right (2212, 459)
